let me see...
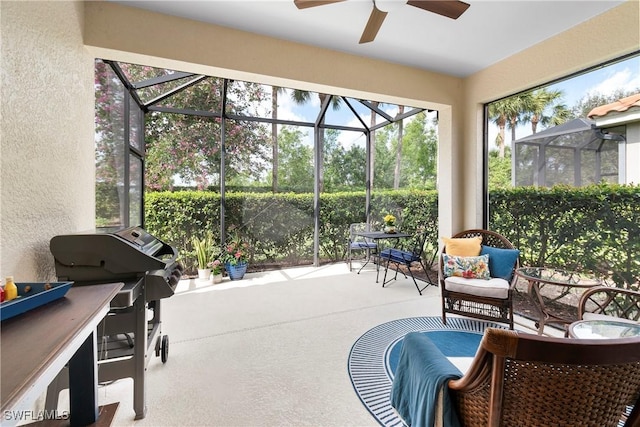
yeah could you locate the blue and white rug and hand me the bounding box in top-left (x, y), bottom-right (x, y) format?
top-left (347, 316), bottom-right (505, 427)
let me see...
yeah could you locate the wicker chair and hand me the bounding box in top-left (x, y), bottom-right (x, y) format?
top-left (448, 328), bottom-right (640, 427)
top-left (578, 285), bottom-right (640, 323)
top-left (440, 229), bottom-right (519, 329)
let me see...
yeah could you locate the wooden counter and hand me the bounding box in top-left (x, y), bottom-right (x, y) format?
top-left (1, 282), bottom-right (123, 427)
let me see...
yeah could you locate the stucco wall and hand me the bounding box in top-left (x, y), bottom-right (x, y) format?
top-left (0, 1), bottom-right (95, 281)
top-left (626, 123), bottom-right (640, 184)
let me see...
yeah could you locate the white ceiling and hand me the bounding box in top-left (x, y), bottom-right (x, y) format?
top-left (113, 0), bottom-right (623, 78)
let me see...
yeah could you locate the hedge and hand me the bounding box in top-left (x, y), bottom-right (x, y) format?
top-left (145, 190), bottom-right (439, 272)
top-left (145, 184), bottom-right (639, 288)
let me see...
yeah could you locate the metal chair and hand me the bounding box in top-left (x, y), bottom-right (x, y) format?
top-left (378, 227), bottom-right (435, 295)
top-left (578, 285), bottom-right (640, 323)
top-left (347, 222), bottom-right (378, 273)
top-left (440, 229), bottom-right (519, 329)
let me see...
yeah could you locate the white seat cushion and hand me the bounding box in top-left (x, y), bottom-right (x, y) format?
top-left (444, 276), bottom-right (510, 299)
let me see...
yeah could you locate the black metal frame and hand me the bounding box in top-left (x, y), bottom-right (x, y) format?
top-left (378, 229), bottom-right (436, 295)
top-left (99, 59), bottom-right (430, 264)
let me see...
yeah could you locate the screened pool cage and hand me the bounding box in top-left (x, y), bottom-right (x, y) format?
top-left (513, 118), bottom-right (626, 187)
top-left (96, 59), bottom-right (434, 266)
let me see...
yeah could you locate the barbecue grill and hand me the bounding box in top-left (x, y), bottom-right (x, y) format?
top-left (47, 226), bottom-right (183, 419)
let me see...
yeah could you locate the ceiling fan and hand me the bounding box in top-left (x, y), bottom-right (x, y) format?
top-left (294, 0), bottom-right (470, 44)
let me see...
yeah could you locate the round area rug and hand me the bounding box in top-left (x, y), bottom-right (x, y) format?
top-left (347, 316), bottom-right (504, 427)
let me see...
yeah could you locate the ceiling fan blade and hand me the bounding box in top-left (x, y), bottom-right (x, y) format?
top-left (294, 0), bottom-right (345, 9)
top-left (359, 4), bottom-right (388, 44)
top-left (407, 0), bottom-right (470, 19)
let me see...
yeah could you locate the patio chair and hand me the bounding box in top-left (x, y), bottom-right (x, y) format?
top-left (347, 222), bottom-right (378, 273)
top-left (378, 227), bottom-right (435, 295)
top-left (392, 328), bottom-right (640, 427)
top-left (578, 285), bottom-right (640, 323)
top-left (440, 229), bottom-right (520, 329)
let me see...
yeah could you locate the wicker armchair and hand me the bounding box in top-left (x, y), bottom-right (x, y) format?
top-left (449, 328), bottom-right (640, 427)
top-left (440, 229), bottom-right (519, 329)
top-left (578, 285), bottom-right (640, 323)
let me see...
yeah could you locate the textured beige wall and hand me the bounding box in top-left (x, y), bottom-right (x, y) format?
top-left (462, 0), bottom-right (640, 228)
top-left (0, 1), bottom-right (95, 281)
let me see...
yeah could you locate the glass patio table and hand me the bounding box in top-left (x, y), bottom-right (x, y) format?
top-left (569, 319), bottom-right (640, 339)
top-left (515, 267), bottom-right (601, 335)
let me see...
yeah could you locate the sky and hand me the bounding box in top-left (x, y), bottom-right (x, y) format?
top-left (265, 54), bottom-right (640, 152)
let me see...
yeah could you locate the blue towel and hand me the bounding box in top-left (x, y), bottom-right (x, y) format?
top-left (390, 332), bottom-right (463, 427)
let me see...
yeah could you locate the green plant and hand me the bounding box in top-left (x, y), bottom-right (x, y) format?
top-left (208, 259), bottom-right (223, 275)
top-left (192, 232), bottom-right (215, 270)
top-left (222, 228), bottom-right (250, 266)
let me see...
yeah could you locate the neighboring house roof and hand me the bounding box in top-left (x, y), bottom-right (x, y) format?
top-left (513, 117), bottom-right (596, 145)
top-left (587, 93), bottom-right (640, 125)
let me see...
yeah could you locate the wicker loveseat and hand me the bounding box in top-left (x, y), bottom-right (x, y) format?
top-left (440, 229), bottom-right (520, 329)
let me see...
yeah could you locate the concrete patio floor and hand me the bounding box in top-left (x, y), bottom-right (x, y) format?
top-left (84, 262), bottom-right (550, 426)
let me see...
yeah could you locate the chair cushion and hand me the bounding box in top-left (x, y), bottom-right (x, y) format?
top-left (351, 242), bottom-right (377, 250)
top-left (442, 236), bottom-right (482, 256)
top-left (480, 245), bottom-right (520, 281)
top-left (444, 276), bottom-right (510, 299)
top-left (442, 254), bottom-right (490, 280)
top-left (380, 248), bottom-right (418, 263)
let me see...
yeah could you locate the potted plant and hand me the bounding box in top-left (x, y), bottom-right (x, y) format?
top-left (209, 259), bottom-right (223, 283)
top-left (222, 229), bottom-right (250, 280)
top-left (383, 214), bottom-right (397, 233)
top-left (192, 232), bottom-right (215, 280)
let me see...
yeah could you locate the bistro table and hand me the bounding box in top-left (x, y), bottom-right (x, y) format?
top-left (515, 267), bottom-right (601, 335)
top-left (353, 230), bottom-right (411, 281)
top-left (569, 319), bottom-right (640, 339)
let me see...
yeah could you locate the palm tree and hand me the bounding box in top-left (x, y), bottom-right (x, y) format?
top-left (290, 90), bottom-right (341, 192)
top-left (523, 89), bottom-right (570, 134)
top-left (489, 96), bottom-right (526, 158)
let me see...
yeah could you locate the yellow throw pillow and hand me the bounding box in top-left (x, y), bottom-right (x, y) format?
top-left (442, 236), bottom-right (482, 256)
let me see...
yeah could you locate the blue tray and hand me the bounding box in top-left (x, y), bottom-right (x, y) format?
top-left (1, 282), bottom-right (73, 321)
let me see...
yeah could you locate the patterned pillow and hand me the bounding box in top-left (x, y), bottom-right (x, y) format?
top-left (442, 254), bottom-right (490, 280)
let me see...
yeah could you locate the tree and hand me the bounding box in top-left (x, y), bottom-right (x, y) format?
top-left (401, 112), bottom-right (437, 188)
top-left (276, 126), bottom-right (313, 192)
top-left (393, 105), bottom-right (405, 189)
top-left (571, 88), bottom-right (640, 118)
top-left (489, 96), bottom-right (527, 158)
top-left (95, 60), bottom-right (127, 225)
top-left (290, 91), bottom-right (341, 192)
top-left (138, 74), bottom-right (271, 190)
top-left (271, 86), bottom-right (287, 193)
top-left (523, 88), bottom-right (570, 133)
top-left (488, 147), bottom-right (512, 189)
